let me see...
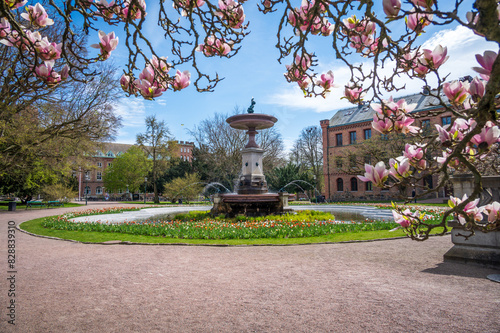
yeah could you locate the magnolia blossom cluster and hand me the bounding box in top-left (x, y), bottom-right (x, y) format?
top-left (342, 15), bottom-right (383, 56)
top-left (398, 45), bottom-right (449, 78)
top-left (173, 0), bottom-right (206, 16)
top-left (215, 0), bottom-right (246, 29)
top-left (0, 1), bottom-right (127, 86)
top-left (287, 0), bottom-right (334, 36)
top-left (120, 56), bottom-right (190, 99)
top-left (371, 97), bottom-right (419, 135)
top-left (90, 0), bottom-right (147, 21)
top-left (196, 36), bottom-right (232, 57)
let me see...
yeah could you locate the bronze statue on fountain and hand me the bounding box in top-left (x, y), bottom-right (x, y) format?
top-left (211, 99), bottom-right (290, 217)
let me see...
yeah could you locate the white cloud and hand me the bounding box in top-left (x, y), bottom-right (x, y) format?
top-left (114, 98), bottom-right (146, 127)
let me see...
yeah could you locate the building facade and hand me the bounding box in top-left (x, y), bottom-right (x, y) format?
top-left (321, 91), bottom-right (453, 201)
top-left (78, 141), bottom-right (195, 200)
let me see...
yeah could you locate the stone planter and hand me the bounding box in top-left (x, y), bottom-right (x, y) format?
top-left (443, 175), bottom-right (500, 267)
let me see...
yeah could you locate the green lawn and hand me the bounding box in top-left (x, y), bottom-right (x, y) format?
top-left (20, 216), bottom-right (411, 245)
top-left (0, 202), bottom-right (83, 211)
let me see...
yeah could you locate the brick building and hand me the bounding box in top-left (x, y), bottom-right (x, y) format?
top-left (321, 91), bottom-right (453, 201)
top-left (78, 141), bottom-right (194, 200)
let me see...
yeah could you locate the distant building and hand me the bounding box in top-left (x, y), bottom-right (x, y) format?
top-left (78, 141), bottom-right (194, 200)
top-left (320, 90), bottom-right (453, 201)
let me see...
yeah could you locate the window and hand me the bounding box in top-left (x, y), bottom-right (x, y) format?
top-left (349, 131), bottom-right (357, 144)
top-left (96, 172), bottom-right (102, 180)
top-left (336, 158), bottom-right (343, 169)
top-left (337, 178), bottom-right (344, 191)
top-left (424, 175), bottom-right (434, 189)
top-left (381, 134), bottom-right (389, 140)
top-left (85, 186), bottom-right (91, 195)
top-left (349, 155), bottom-right (357, 168)
top-left (350, 177), bottom-right (358, 191)
top-left (441, 116), bottom-right (451, 126)
top-left (364, 128), bottom-right (371, 140)
top-left (421, 119), bottom-right (431, 129)
top-left (365, 181), bottom-right (373, 191)
top-left (108, 163), bottom-right (112, 167)
top-left (96, 187), bottom-right (102, 195)
top-left (97, 162), bottom-right (102, 168)
top-left (336, 133), bottom-right (343, 146)
top-left (85, 171), bottom-right (90, 180)
top-left (118, 189), bottom-right (123, 194)
top-left (364, 155), bottom-right (371, 165)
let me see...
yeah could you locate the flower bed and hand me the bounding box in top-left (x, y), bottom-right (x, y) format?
top-left (42, 209), bottom-right (402, 240)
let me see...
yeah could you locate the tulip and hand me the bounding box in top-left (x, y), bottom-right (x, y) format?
top-left (172, 70), bottom-right (191, 91)
top-left (472, 50), bottom-right (497, 81)
top-left (443, 80), bottom-right (469, 106)
top-left (90, 31), bottom-right (119, 60)
top-left (357, 161), bottom-right (389, 187)
top-left (383, 0), bottom-right (401, 18)
top-left (21, 3), bottom-right (54, 28)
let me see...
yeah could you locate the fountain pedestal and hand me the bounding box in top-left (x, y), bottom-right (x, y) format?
top-left (210, 110), bottom-right (290, 217)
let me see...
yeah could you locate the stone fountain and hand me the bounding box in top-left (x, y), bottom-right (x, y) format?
top-left (211, 99), bottom-right (290, 217)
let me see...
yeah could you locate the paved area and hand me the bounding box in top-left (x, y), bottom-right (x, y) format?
top-left (1, 203), bottom-right (499, 332)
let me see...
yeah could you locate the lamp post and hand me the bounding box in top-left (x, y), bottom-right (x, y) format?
top-left (85, 170), bottom-right (88, 206)
top-left (144, 177), bottom-right (148, 204)
top-left (126, 185), bottom-right (129, 201)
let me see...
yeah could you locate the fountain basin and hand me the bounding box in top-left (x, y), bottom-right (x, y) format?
top-left (211, 193), bottom-right (291, 218)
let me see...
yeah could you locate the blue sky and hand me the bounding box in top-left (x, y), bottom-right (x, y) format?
top-left (100, 1), bottom-right (497, 152)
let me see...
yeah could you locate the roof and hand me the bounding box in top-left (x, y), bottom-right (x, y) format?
top-left (328, 92), bottom-right (443, 128)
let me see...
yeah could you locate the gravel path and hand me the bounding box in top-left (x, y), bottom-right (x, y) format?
top-left (1, 203), bottom-right (499, 332)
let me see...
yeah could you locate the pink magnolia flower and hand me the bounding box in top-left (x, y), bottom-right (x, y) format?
top-left (443, 80), bottom-right (469, 106)
top-left (137, 80), bottom-right (165, 100)
top-left (357, 161), bottom-right (389, 187)
top-left (0, 18), bottom-right (11, 38)
top-left (410, 0), bottom-right (434, 8)
top-left (297, 76), bottom-right (311, 90)
top-left (36, 37), bottom-right (62, 61)
top-left (404, 144), bottom-right (427, 169)
top-left (449, 194), bottom-right (484, 225)
top-left (173, 0), bottom-right (205, 16)
top-left (406, 10), bottom-right (432, 33)
top-left (392, 209), bottom-right (417, 228)
top-left (196, 36), bottom-right (232, 57)
top-left (120, 74), bottom-right (138, 94)
top-left (468, 77), bottom-right (485, 102)
top-left (34, 61), bottom-right (68, 86)
top-left (394, 115), bottom-right (419, 134)
top-left (217, 0), bottom-right (245, 29)
top-left (383, 0), bottom-right (401, 18)
top-left (120, 0), bottom-right (146, 21)
top-left (372, 115), bottom-right (393, 134)
top-left (5, 0), bottom-right (27, 10)
top-left (418, 45), bottom-right (449, 71)
top-left (389, 156), bottom-right (412, 179)
top-left (90, 31), bottom-right (119, 60)
top-left (343, 86), bottom-right (365, 104)
top-left (316, 70), bottom-right (337, 91)
top-left (482, 201), bottom-right (500, 223)
top-left (471, 121), bottom-right (500, 151)
top-left (95, 0), bottom-right (116, 20)
top-left (472, 50), bottom-right (497, 81)
top-left (172, 70), bottom-right (190, 91)
top-left (21, 3), bottom-right (54, 28)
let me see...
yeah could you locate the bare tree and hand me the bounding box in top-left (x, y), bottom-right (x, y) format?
top-left (291, 126), bottom-right (323, 191)
top-left (136, 115), bottom-right (176, 203)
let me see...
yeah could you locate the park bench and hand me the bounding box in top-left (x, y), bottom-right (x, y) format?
top-left (26, 200), bottom-right (46, 209)
top-left (48, 201), bottom-right (64, 208)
